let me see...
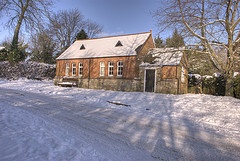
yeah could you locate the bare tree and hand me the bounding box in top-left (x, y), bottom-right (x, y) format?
top-left (154, 0), bottom-right (240, 95)
top-left (30, 29), bottom-right (56, 64)
top-left (0, 0), bottom-right (53, 51)
top-left (85, 20), bottom-right (103, 38)
top-left (48, 9), bottom-right (85, 53)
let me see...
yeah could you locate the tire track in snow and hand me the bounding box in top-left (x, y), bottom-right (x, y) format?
top-left (0, 88), bottom-right (157, 161)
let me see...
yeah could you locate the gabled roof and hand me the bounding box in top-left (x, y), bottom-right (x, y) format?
top-left (57, 32), bottom-right (151, 60)
top-left (140, 47), bottom-right (184, 67)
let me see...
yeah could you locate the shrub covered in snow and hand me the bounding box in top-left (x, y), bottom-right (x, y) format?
top-left (202, 75), bottom-right (215, 95)
top-left (0, 61), bottom-right (56, 80)
top-left (188, 74), bottom-right (202, 86)
top-left (233, 74), bottom-right (240, 98)
top-left (188, 73), bottom-right (226, 96)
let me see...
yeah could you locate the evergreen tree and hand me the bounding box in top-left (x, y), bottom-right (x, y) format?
top-left (0, 41), bottom-right (10, 61)
top-left (154, 36), bottom-right (165, 48)
top-left (0, 40), bottom-right (27, 63)
top-left (76, 29), bottom-right (88, 40)
top-left (166, 29), bottom-right (185, 48)
top-left (0, 48), bottom-right (8, 61)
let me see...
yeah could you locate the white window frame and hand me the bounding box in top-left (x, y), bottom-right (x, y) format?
top-left (100, 62), bottom-right (105, 76)
top-left (72, 63), bottom-right (76, 76)
top-left (79, 62), bottom-right (83, 76)
top-left (181, 66), bottom-right (185, 83)
top-left (108, 62), bottom-right (114, 76)
top-left (144, 68), bottom-right (157, 92)
top-left (65, 63), bottom-right (69, 76)
top-left (117, 61), bottom-right (123, 77)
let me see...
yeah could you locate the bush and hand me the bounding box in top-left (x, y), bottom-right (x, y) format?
top-left (202, 76), bottom-right (215, 95)
top-left (233, 74), bottom-right (240, 98)
top-left (214, 75), bottom-right (226, 96)
top-left (0, 48), bottom-right (8, 61)
top-left (188, 74), bottom-right (226, 96)
top-left (188, 74), bottom-right (202, 93)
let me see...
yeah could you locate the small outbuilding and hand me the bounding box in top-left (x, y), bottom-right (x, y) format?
top-left (139, 48), bottom-right (188, 94)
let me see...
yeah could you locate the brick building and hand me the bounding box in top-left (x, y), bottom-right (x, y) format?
top-left (54, 32), bottom-right (188, 94)
top-left (140, 48), bottom-right (188, 94)
top-left (55, 31), bottom-right (155, 91)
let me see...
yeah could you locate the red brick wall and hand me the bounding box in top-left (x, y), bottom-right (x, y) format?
top-left (135, 34), bottom-right (155, 77)
top-left (56, 56), bottom-right (137, 79)
top-left (162, 66), bottom-right (177, 79)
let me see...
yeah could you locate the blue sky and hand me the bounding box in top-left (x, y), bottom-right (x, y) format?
top-left (0, 0), bottom-right (169, 43)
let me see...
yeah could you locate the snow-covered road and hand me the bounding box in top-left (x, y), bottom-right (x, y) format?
top-left (0, 79), bottom-right (240, 161)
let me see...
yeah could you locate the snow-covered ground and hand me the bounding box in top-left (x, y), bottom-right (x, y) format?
top-left (0, 79), bottom-right (240, 161)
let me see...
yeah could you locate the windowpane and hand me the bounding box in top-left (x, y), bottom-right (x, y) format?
top-left (79, 62), bottom-right (83, 76)
top-left (108, 62), bottom-right (114, 76)
top-left (117, 61), bottom-right (123, 76)
top-left (72, 63), bottom-right (76, 76)
top-left (65, 63), bottom-right (69, 76)
top-left (100, 62), bottom-right (105, 76)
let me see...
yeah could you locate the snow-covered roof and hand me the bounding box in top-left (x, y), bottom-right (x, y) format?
top-left (57, 32), bottom-right (151, 60)
top-left (140, 47), bottom-right (184, 67)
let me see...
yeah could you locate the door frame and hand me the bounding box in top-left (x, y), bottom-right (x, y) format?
top-left (144, 68), bottom-right (157, 92)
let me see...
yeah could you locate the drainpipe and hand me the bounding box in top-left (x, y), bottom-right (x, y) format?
top-left (176, 78), bottom-right (180, 94)
top-left (88, 59), bottom-right (91, 88)
top-left (176, 66), bottom-right (180, 94)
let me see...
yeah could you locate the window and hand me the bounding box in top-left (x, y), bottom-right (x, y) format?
top-left (80, 44), bottom-right (85, 50)
top-left (65, 63), bottom-right (69, 76)
top-left (115, 40), bottom-right (123, 47)
top-left (100, 62), bottom-right (105, 76)
top-left (108, 62), bottom-right (114, 76)
top-left (72, 63), bottom-right (76, 76)
top-left (79, 62), bottom-right (83, 76)
top-left (117, 61), bottom-right (123, 76)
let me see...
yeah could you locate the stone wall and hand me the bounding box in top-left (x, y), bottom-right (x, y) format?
top-left (156, 79), bottom-right (178, 94)
top-left (90, 78), bottom-right (141, 91)
top-left (0, 61), bottom-right (56, 80)
top-left (89, 78), bottom-right (141, 91)
top-left (55, 77), bottom-right (141, 92)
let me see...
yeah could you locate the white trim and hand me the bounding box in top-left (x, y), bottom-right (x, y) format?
top-left (65, 63), bottom-right (69, 76)
top-left (143, 69), bottom-right (146, 92)
top-left (79, 62), bottom-right (83, 76)
top-left (144, 67), bottom-right (157, 92)
top-left (181, 66), bottom-right (186, 83)
top-left (117, 61), bottom-right (123, 77)
top-left (100, 62), bottom-right (105, 76)
top-left (108, 62), bottom-right (114, 76)
top-left (72, 63), bottom-right (76, 76)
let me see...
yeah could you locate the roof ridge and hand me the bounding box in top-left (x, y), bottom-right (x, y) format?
top-left (76, 31), bottom-right (151, 41)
